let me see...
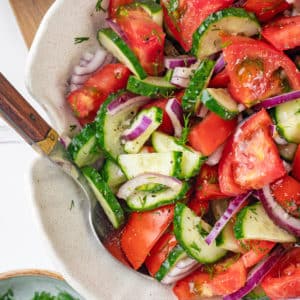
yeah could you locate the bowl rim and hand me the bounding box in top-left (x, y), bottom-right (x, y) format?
top-left (0, 269), bottom-right (64, 281)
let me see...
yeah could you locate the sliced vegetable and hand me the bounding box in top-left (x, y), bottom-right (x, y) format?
top-left (234, 202), bottom-right (296, 242)
top-left (165, 98), bottom-right (183, 138)
top-left (261, 247), bottom-right (300, 300)
top-left (192, 7), bottom-right (260, 58)
top-left (224, 246), bottom-right (285, 300)
top-left (205, 192), bottom-right (252, 245)
top-left (274, 99), bottom-right (300, 144)
top-left (262, 16), bottom-right (300, 51)
top-left (108, 0), bottom-right (133, 18)
top-left (118, 151), bottom-right (182, 179)
top-left (98, 28), bottom-right (147, 79)
top-left (293, 145), bottom-right (300, 181)
top-left (122, 107), bottom-right (163, 153)
top-left (213, 54), bottom-right (225, 75)
top-left (188, 112), bottom-right (237, 156)
top-left (121, 205), bottom-right (174, 269)
top-left (117, 173), bottom-right (189, 211)
top-left (174, 203), bottom-right (227, 264)
top-left (182, 59), bottom-right (215, 113)
top-left (201, 88), bottom-right (239, 120)
top-left (82, 166), bottom-right (124, 229)
top-left (278, 142), bottom-right (298, 162)
top-left (258, 185), bottom-right (300, 237)
top-left (209, 68), bottom-right (230, 88)
top-left (164, 56), bottom-right (197, 69)
top-left (67, 122), bottom-right (103, 168)
top-left (126, 75), bottom-right (178, 97)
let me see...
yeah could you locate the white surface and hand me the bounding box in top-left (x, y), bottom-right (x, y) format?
top-left (0, 0), bottom-right (55, 273)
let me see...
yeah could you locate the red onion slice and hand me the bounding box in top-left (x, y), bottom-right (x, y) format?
top-left (164, 55), bottom-right (197, 69)
top-left (165, 98), bottom-right (184, 138)
top-left (106, 18), bottom-right (128, 42)
top-left (206, 144), bottom-right (225, 166)
top-left (197, 104), bottom-right (209, 118)
top-left (107, 94), bottom-right (150, 115)
top-left (121, 116), bottom-right (152, 141)
top-left (117, 173), bottom-right (183, 200)
top-left (170, 76), bottom-right (190, 88)
top-left (205, 191), bottom-right (252, 245)
top-left (213, 54), bottom-right (225, 75)
top-left (224, 246), bottom-right (285, 300)
top-left (257, 186), bottom-right (300, 237)
top-left (253, 90), bottom-right (300, 110)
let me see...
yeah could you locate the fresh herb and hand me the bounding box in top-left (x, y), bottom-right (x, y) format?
top-left (176, 113), bottom-right (191, 146)
top-left (95, 0), bottom-right (106, 12)
top-left (0, 289), bottom-right (14, 300)
top-left (69, 124), bottom-right (77, 132)
top-left (204, 264), bottom-right (215, 279)
top-left (32, 291), bottom-right (79, 300)
top-left (168, 0), bottom-right (179, 12)
top-left (74, 37), bottom-right (89, 44)
top-left (70, 200), bottom-right (75, 211)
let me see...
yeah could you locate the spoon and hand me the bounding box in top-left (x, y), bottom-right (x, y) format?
top-left (0, 72), bottom-right (130, 269)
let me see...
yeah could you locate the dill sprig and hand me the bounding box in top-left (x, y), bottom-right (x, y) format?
top-left (74, 37), bottom-right (89, 44)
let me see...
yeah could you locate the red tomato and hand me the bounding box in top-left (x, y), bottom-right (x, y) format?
top-left (239, 240), bottom-right (276, 269)
top-left (116, 7), bottom-right (165, 75)
top-left (231, 109), bottom-right (286, 190)
top-left (173, 256), bottom-right (247, 299)
top-left (292, 145), bottom-right (300, 181)
top-left (270, 175), bottom-right (300, 218)
top-left (188, 197), bottom-right (210, 216)
top-left (218, 136), bottom-right (248, 196)
top-left (67, 86), bottom-right (102, 118)
top-left (145, 231), bottom-right (177, 276)
top-left (243, 0), bottom-right (291, 23)
top-left (262, 16), bottom-right (300, 50)
top-left (223, 38), bottom-right (300, 107)
top-left (261, 247), bottom-right (300, 299)
top-left (209, 68), bottom-right (230, 88)
top-left (188, 112), bottom-right (237, 156)
top-left (195, 165), bottom-right (229, 201)
top-left (161, 0), bottom-right (233, 52)
top-left (108, 0), bottom-right (133, 18)
top-left (121, 205), bottom-right (174, 270)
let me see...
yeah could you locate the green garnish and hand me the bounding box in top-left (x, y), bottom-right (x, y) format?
top-left (0, 289), bottom-right (14, 300)
top-left (176, 113), bottom-right (191, 146)
top-left (95, 0), bottom-right (106, 12)
top-left (74, 37), bottom-right (90, 44)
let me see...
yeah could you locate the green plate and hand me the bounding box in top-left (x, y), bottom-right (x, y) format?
top-left (0, 270), bottom-right (83, 300)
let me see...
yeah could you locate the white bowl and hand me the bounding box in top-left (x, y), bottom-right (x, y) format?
top-left (25, 0), bottom-right (176, 299)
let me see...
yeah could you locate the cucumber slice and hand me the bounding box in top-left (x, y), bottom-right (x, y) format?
top-left (126, 75), bottom-right (178, 97)
top-left (234, 202), bottom-right (296, 243)
top-left (101, 159), bottom-right (126, 193)
top-left (278, 143), bottom-right (298, 162)
top-left (201, 88), bottom-right (239, 120)
top-left (182, 59), bottom-right (215, 113)
top-left (174, 203), bottom-right (227, 264)
top-left (118, 151), bottom-right (182, 179)
top-left (96, 91), bottom-right (144, 161)
top-left (123, 107), bottom-right (163, 154)
top-left (121, 177), bottom-right (189, 211)
top-left (67, 123), bottom-right (103, 168)
top-left (152, 131), bottom-right (206, 178)
top-left (134, 0), bottom-right (163, 26)
top-left (275, 99), bottom-right (300, 144)
top-left (155, 244), bottom-right (198, 283)
top-left (192, 7), bottom-right (260, 58)
top-left (98, 28), bottom-right (147, 79)
top-left (82, 166), bottom-right (124, 229)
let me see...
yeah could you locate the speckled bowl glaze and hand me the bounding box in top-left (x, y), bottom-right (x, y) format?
top-left (25, 1), bottom-right (176, 299)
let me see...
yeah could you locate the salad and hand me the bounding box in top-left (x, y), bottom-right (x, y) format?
top-left (65, 0), bottom-right (300, 299)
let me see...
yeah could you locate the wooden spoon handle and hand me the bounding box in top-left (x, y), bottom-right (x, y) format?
top-left (0, 72), bottom-right (59, 154)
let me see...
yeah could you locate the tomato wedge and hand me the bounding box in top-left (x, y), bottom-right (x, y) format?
top-left (231, 109), bottom-right (286, 190)
top-left (261, 247), bottom-right (300, 299)
top-left (239, 240), bottom-right (276, 269)
top-left (270, 175), bottom-right (300, 218)
top-left (161, 0), bottom-right (233, 52)
top-left (195, 165), bottom-right (229, 201)
top-left (108, 0), bottom-right (133, 18)
top-left (292, 145), bottom-right (300, 181)
top-left (209, 68), bottom-right (230, 88)
top-left (262, 16), bottom-right (300, 51)
top-left (188, 112), bottom-right (237, 156)
top-left (243, 0), bottom-right (291, 22)
top-left (173, 256), bottom-right (247, 299)
top-left (223, 37), bottom-right (300, 107)
top-left (116, 7), bottom-right (165, 75)
top-left (121, 205), bottom-right (174, 270)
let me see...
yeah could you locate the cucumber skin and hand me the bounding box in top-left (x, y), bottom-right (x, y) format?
top-left (233, 204), bottom-right (248, 240)
top-left (191, 8), bottom-right (259, 58)
top-left (155, 244), bottom-right (186, 281)
top-left (67, 122), bottom-right (102, 168)
top-left (182, 59), bottom-right (215, 113)
top-left (81, 166), bottom-right (125, 229)
top-left (98, 28), bottom-right (147, 80)
top-left (201, 89), bottom-right (238, 120)
top-left (126, 76), bottom-right (177, 98)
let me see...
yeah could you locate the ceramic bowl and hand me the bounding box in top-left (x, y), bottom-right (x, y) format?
top-left (25, 0), bottom-right (176, 299)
